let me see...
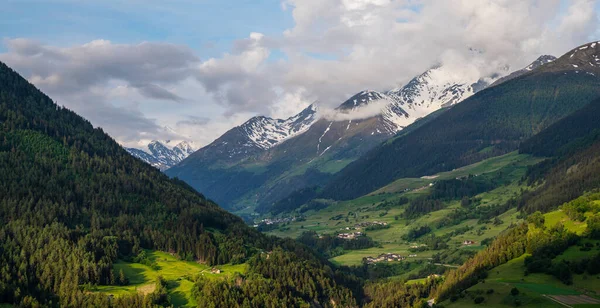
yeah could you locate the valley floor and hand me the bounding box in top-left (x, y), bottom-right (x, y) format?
top-left (265, 152), bottom-right (540, 266)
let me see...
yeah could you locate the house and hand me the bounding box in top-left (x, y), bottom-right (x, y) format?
top-left (427, 299), bottom-right (435, 307)
top-left (337, 232), bottom-right (364, 239)
top-left (211, 268), bottom-right (221, 274)
top-left (462, 240), bottom-right (476, 245)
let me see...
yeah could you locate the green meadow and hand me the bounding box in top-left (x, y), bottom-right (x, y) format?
top-left (92, 250), bottom-right (247, 307)
top-left (443, 211), bottom-right (600, 307)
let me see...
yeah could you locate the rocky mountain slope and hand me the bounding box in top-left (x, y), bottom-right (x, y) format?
top-left (190, 104), bottom-right (318, 166)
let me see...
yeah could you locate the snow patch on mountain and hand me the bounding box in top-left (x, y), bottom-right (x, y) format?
top-left (388, 65), bottom-right (481, 119)
top-left (317, 121), bottom-right (333, 154)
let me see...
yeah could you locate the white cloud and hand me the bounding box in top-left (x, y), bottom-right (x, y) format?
top-left (320, 99), bottom-right (391, 121)
top-left (0, 38), bottom-right (200, 147)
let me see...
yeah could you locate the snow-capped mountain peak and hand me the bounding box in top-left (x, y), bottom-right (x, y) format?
top-left (240, 103), bottom-right (319, 149)
top-left (388, 65), bottom-right (483, 118)
top-left (126, 139), bottom-right (198, 170)
top-left (337, 90), bottom-right (390, 111)
top-left (525, 55), bottom-right (556, 71)
top-left (175, 140), bottom-right (197, 155)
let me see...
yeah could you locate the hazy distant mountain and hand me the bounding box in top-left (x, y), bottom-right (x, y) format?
top-left (126, 139), bottom-right (197, 170)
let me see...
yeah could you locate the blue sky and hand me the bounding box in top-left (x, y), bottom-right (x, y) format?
top-left (0, 0), bottom-right (598, 147)
top-left (0, 0), bottom-right (293, 58)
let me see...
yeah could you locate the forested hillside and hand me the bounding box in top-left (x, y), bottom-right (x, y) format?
top-left (321, 43), bottom-right (600, 201)
top-left (0, 62), bottom-right (357, 307)
top-left (517, 98), bottom-right (600, 213)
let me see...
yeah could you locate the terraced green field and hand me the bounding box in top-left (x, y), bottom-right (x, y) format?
top-left (92, 250), bottom-right (247, 307)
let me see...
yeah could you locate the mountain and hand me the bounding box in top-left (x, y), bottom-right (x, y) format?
top-left (490, 55), bottom-right (556, 86)
top-left (320, 42), bottom-right (600, 201)
top-left (167, 53), bottom-right (558, 212)
top-left (168, 61), bottom-right (509, 211)
top-left (337, 90), bottom-right (391, 110)
top-left (126, 139), bottom-right (197, 170)
top-left (389, 65), bottom-right (486, 116)
top-left (192, 103), bottom-right (318, 165)
top-left (0, 61), bottom-right (358, 307)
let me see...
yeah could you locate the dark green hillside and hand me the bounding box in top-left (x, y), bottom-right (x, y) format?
top-left (0, 62), bottom-right (357, 307)
top-left (430, 94), bottom-right (600, 307)
top-left (517, 99), bottom-right (600, 213)
top-left (322, 64), bottom-right (600, 201)
top-left (519, 97), bottom-right (600, 158)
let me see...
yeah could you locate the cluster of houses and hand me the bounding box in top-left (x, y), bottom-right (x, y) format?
top-left (254, 216), bottom-right (297, 227)
top-left (364, 253), bottom-right (406, 264)
top-left (363, 252), bottom-right (421, 264)
top-left (462, 240), bottom-right (476, 246)
top-left (354, 221), bottom-right (388, 228)
top-left (337, 231), bottom-right (364, 239)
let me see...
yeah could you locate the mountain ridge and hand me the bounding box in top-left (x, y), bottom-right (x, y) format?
top-left (319, 41), bottom-right (600, 201)
top-left (167, 56), bottom-right (539, 211)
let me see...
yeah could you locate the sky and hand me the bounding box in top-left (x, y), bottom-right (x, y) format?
top-left (0, 0), bottom-right (599, 148)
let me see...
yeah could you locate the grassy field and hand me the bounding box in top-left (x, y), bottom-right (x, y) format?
top-left (545, 210), bottom-right (589, 235)
top-left (265, 152), bottom-right (541, 267)
top-left (371, 152), bottom-right (543, 195)
top-left (443, 211), bottom-right (600, 307)
top-left (405, 277), bottom-right (429, 285)
top-left (444, 255), bottom-right (578, 307)
top-left (92, 250), bottom-right (247, 307)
